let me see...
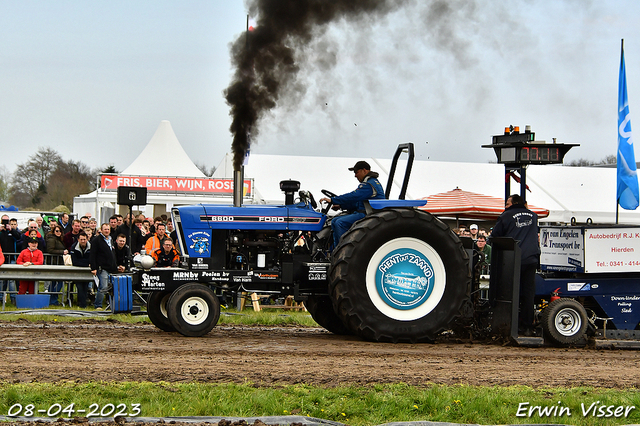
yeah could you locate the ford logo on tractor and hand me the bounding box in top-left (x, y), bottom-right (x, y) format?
top-left (259, 217), bottom-right (285, 222)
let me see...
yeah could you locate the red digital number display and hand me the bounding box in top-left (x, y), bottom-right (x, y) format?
top-left (519, 146), bottom-right (561, 164)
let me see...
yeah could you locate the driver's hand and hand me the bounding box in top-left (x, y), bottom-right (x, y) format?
top-left (319, 197), bottom-right (331, 204)
top-left (331, 204), bottom-right (341, 211)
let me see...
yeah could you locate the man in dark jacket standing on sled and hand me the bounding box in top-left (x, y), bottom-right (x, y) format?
top-left (491, 194), bottom-right (540, 336)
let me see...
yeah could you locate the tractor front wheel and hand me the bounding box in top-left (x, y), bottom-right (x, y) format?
top-left (167, 284), bottom-right (220, 337)
top-left (146, 290), bottom-right (175, 332)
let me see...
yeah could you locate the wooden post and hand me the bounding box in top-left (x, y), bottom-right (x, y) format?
top-left (239, 291), bottom-right (247, 311)
top-left (251, 293), bottom-right (261, 311)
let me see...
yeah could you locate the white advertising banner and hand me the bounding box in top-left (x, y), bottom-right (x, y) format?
top-left (540, 227), bottom-right (585, 272)
top-left (584, 228), bottom-right (640, 273)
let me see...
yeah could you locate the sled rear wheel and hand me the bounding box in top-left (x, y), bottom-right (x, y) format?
top-left (541, 298), bottom-right (587, 346)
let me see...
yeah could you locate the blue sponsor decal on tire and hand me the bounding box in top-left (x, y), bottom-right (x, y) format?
top-left (375, 248), bottom-right (434, 310)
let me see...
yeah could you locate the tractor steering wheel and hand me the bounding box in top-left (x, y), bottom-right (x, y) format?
top-left (306, 191), bottom-right (318, 209)
top-left (321, 189), bottom-right (338, 214)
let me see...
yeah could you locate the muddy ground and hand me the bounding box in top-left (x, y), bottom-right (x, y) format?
top-left (2, 320), bottom-right (640, 389)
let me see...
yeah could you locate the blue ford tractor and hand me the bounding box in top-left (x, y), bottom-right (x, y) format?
top-left (133, 144), bottom-right (471, 342)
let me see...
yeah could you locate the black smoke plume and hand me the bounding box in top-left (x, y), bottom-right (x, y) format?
top-left (224, 0), bottom-right (401, 170)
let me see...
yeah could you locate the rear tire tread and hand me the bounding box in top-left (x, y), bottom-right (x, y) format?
top-left (329, 208), bottom-right (470, 343)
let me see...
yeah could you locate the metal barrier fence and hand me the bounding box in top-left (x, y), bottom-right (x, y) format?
top-left (1, 251), bottom-right (67, 266)
top-left (0, 252), bottom-right (94, 310)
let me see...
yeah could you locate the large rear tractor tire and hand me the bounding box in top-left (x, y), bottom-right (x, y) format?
top-left (167, 284), bottom-right (221, 337)
top-left (305, 295), bottom-right (352, 335)
top-left (541, 298), bottom-right (588, 346)
top-left (147, 290), bottom-right (175, 332)
top-left (329, 208), bottom-right (470, 343)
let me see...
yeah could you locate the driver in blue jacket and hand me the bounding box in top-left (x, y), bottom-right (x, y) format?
top-left (320, 160), bottom-right (385, 248)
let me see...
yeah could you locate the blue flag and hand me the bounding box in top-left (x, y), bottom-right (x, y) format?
top-left (617, 43), bottom-right (639, 210)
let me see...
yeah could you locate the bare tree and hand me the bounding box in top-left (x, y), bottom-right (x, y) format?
top-left (9, 147), bottom-right (93, 209)
top-left (565, 158), bottom-right (595, 167)
top-left (91, 164), bottom-right (120, 190)
top-left (0, 166), bottom-right (11, 204)
top-left (565, 155), bottom-right (618, 167)
top-left (40, 160), bottom-right (94, 208)
top-left (10, 147), bottom-right (63, 206)
top-left (195, 162), bottom-right (216, 177)
top-left (101, 164), bottom-right (119, 174)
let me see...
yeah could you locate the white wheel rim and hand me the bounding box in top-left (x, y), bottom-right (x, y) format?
top-left (554, 307), bottom-right (582, 336)
top-left (366, 237), bottom-right (446, 321)
top-left (180, 296), bottom-right (209, 326)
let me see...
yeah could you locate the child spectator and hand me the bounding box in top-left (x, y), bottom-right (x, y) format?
top-left (21, 229), bottom-right (46, 252)
top-left (16, 237), bottom-right (44, 294)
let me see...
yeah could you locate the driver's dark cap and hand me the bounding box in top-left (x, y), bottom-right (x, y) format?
top-left (348, 160), bottom-right (370, 171)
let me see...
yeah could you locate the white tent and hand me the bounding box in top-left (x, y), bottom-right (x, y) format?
top-left (122, 120), bottom-right (206, 178)
top-left (75, 121), bottom-right (238, 221)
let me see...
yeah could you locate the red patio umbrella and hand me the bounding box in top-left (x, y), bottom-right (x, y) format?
top-left (419, 188), bottom-right (549, 220)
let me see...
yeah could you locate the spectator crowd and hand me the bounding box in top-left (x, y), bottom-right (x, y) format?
top-left (452, 223), bottom-right (492, 281)
top-left (0, 212), bottom-right (179, 309)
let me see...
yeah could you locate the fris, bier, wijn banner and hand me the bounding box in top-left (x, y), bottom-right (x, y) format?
top-left (100, 175), bottom-right (252, 196)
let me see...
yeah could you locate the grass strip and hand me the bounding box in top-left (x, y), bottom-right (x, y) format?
top-left (0, 307), bottom-right (319, 327)
top-left (1, 382), bottom-right (639, 425)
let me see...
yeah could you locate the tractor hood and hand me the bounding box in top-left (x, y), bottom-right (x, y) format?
top-left (175, 203), bottom-right (326, 233)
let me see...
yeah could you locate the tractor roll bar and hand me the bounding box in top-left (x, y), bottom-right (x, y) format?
top-left (385, 143), bottom-right (414, 200)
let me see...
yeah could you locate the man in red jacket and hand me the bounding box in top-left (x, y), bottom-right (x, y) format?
top-left (16, 237), bottom-right (44, 294)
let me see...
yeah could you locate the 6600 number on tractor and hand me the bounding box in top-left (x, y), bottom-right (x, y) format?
top-left (132, 144), bottom-right (472, 342)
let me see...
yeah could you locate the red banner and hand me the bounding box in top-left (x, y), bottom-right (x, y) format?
top-left (100, 175), bottom-right (252, 196)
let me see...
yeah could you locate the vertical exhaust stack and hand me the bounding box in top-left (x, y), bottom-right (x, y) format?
top-left (224, 2), bottom-right (400, 179)
top-left (234, 167), bottom-right (244, 207)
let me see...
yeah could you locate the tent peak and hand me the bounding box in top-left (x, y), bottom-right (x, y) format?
top-left (121, 121), bottom-right (206, 178)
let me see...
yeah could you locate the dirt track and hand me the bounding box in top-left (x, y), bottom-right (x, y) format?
top-left (2, 320), bottom-right (640, 389)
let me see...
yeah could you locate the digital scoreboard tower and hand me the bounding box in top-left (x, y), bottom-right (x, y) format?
top-left (482, 125), bottom-right (578, 202)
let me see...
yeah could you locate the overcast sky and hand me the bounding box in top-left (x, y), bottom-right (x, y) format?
top-left (1, 0), bottom-right (639, 175)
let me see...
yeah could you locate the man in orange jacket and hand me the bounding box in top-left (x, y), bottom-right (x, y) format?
top-left (152, 239), bottom-right (179, 268)
top-left (144, 222), bottom-right (171, 254)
